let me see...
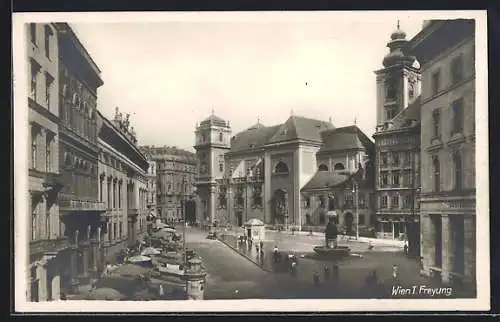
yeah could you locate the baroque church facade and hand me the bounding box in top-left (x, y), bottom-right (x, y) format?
top-left (193, 113), bottom-right (376, 232)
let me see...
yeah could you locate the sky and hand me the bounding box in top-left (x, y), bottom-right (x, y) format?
top-left (69, 13), bottom-right (427, 152)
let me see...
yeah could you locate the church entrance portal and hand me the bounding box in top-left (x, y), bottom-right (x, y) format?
top-left (272, 189), bottom-right (287, 225)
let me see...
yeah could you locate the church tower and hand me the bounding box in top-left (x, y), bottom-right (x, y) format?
top-left (375, 22), bottom-right (422, 128)
top-left (193, 112), bottom-right (231, 224)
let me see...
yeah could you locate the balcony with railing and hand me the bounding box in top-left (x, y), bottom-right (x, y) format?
top-left (59, 193), bottom-right (106, 212)
top-left (29, 237), bottom-right (71, 258)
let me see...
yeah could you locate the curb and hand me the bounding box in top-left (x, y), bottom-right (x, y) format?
top-left (216, 237), bottom-right (272, 274)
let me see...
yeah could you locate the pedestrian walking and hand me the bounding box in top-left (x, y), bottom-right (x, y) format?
top-left (260, 240), bottom-right (264, 250)
top-left (313, 272), bottom-right (320, 285)
top-left (273, 245), bottom-right (279, 263)
top-left (403, 242), bottom-right (408, 256)
top-left (323, 265), bottom-right (330, 281)
top-left (392, 264), bottom-right (399, 282)
top-left (290, 261), bottom-right (297, 277)
top-left (333, 264), bottom-right (339, 280)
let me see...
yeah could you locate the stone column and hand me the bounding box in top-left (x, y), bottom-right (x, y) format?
top-left (463, 214), bottom-right (476, 286)
top-left (263, 153), bottom-right (272, 224)
top-left (69, 248), bottom-right (79, 292)
top-left (91, 239), bottom-right (99, 273)
top-left (81, 245), bottom-right (89, 277)
top-left (421, 214), bottom-right (435, 277)
top-left (441, 214), bottom-right (453, 284)
top-left (209, 185), bottom-right (216, 224)
top-left (37, 263), bottom-right (48, 301)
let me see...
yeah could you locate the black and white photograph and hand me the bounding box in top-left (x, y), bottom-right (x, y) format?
top-left (12, 10), bottom-right (489, 312)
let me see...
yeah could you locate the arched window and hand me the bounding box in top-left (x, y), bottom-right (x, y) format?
top-left (274, 161), bottom-right (289, 174)
top-left (218, 132), bottom-right (223, 142)
top-left (333, 163), bottom-right (345, 171)
top-left (453, 151), bottom-right (462, 191)
top-left (318, 164), bottom-right (328, 171)
top-left (432, 156), bottom-right (440, 192)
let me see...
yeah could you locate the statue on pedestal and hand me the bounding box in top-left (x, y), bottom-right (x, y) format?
top-left (325, 217), bottom-right (338, 249)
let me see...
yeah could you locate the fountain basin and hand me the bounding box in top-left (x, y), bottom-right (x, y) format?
top-left (313, 246), bottom-right (351, 258)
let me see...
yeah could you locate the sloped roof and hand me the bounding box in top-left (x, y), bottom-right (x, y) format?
top-left (301, 171), bottom-right (350, 191)
top-left (319, 125), bottom-right (374, 153)
top-left (390, 96), bottom-right (422, 130)
top-left (230, 125), bottom-right (280, 153)
top-left (266, 115), bottom-right (334, 145)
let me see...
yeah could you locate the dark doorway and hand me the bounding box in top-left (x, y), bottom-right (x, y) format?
top-left (236, 212), bottom-right (243, 227)
top-left (344, 212), bottom-right (354, 235)
top-left (406, 221), bottom-right (420, 258)
top-left (452, 215), bottom-right (465, 275)
top-left (431, 215), bottom-right (442, 268)
top-left (272, 189), bottom-right (287, 225)
top-left (247, 228), bottom-right (252, 239)
top-left (185, 199), bottom-right (196, 224)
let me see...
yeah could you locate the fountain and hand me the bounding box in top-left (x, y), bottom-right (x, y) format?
top-left (313, 216), bottom-right (351, 258)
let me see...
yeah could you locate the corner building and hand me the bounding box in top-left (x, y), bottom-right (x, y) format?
top-left (194, 113), bottom-right (376, 232)
top-left (97, 108), bottom-right (149, 263)
top-left (27, 23), bottom-right (65, 302)
top-left (408, 20), bottom-right (476, 288)
top-left (140, 145), bottom-right (196, 222)
top-left (372, 24), bottom-right (423, 251)
top-left (54, 23), bottom-right (105, 294)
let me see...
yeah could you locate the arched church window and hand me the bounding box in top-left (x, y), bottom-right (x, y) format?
top-left (333, 163), bottom-right (345, 171)
top-left (385, 80), bottom-right (396, 99)
top-left (274, 161), bottom-right (289, 174)
top-left (318, 164), bottom-right (328, 171)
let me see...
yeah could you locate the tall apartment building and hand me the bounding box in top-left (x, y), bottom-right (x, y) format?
top-left (372, 23), bottom-right (423, 251)
top-left (409, 20), bottom-right (476, 288)
top-left (27, 23), bottom-right (65, 302)
top-left (97, 108), bottom-right (149, 262)
top-left (54, 23), bottom-right (106, 295)
top-left (140, 145), bottom-right (196, 222)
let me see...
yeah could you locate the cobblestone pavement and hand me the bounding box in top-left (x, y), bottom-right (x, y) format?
top-left (218, 232), bottom-right (476, 299)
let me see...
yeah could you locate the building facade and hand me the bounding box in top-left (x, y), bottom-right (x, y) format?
top-left (194, 113), bottom-right (375, 232)
top-left (140, 145), bottom-right (196, 222)
top-left (27, 22), bottom-right (66, 302)
top-left (96, 108), bottom-right (149, 263)
top-left (301, 126), bottom-right (376, 235)
top-left (373, 24), bottom-right (423, 246)
top-left (409, 20), bottom-right (476, 288)
top-left (54, 23), bottom-right (106, 296)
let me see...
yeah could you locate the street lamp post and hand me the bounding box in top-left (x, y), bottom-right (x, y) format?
top-left (352, 182), bottom-right (359, 240)
top-left (180, 178), bottom-right (187, 272)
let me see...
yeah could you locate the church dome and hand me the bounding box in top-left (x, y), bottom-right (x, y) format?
top-left (382, 21), bottom-right (414, 68)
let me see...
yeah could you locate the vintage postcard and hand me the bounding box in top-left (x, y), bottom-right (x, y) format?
top-left (12, 10), bottom-right (489, 312)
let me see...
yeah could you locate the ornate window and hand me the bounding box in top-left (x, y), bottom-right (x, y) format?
top-left (318, 164), bottom-right (328, 171)
top-left (385, 79), bottom-right (396, 99)
top-left (45, 73), bottom-right (53, 110)
top-left (218, 132), bottom-right (223, 142)
top-left (381, 171), bottom-right (388, 186)
top-left (304, 196), bottom-right (311, 208)
top-left (431, 70), bottom-right (441, 95)
top-left (392, 171), bottom-right (400, 186)
top-left (432, 155), bottom-right (440, 192)
top-left (391, 195), bottom-right (399, 208)
top-left (30, 23), bottom-right (37, 44)
top-left (358, 193), bottom-right (366, 208)
top-left (274, 161), bottom-right (289, 174)
top-left (432, 108), bottom-right (441, 138)
top-left (45, 133), bottom-right (53, 173)
top-left (251, 184), bottom-right (263, 209)
top-left (451, 97), bottom-right (464, 135)
top-left (31, 124), bottom-right (38, 169)
top-left (453, 150), bottom-right (462, 191)
top-left (30, 60), bottom-right (40, 101)
top-left (392, 152), bottom-right (400, 166)
top-left (318, 196), bottom-right (325, 208)
top-left (381, 195), bottom-right (388, 208)
top-left (44, 25), bottom-right (53, 59)
top-left (344, 193), bottom-right (354, 208)
top-left (451, 55), bottom-right (464, 85)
